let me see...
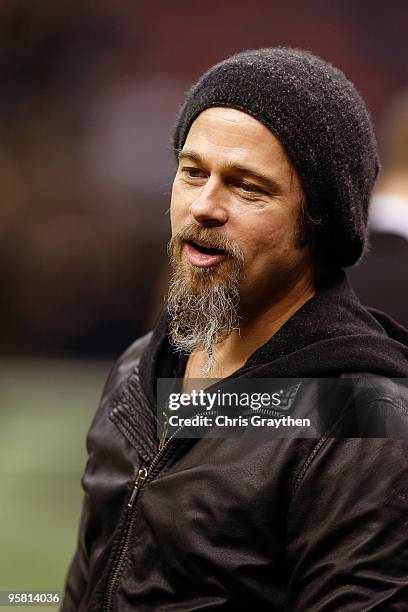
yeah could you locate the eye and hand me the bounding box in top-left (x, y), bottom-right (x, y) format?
top-left (240, 182), bottom-right (257, 192)
top-left (181, 166), bottom-right (206, 179)
top-left (235, 181), bottom-right (266, 195)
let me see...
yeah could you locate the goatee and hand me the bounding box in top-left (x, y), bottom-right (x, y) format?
top-left (167, 225), bottom-right (245, 374)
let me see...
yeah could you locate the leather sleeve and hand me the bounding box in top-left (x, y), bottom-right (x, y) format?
top-left (60, 332), bottom-right (153, 611)
top-left (286, 436), bottom-right (408, 610)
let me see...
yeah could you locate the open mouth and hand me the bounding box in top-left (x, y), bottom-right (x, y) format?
top-left (187, 240), bottom-right (227, 256)
top-left (185, 240), bottom-right (228, 267)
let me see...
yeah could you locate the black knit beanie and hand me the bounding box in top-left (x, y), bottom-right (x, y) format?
top-left (173, 48), bottom-right (380, 267)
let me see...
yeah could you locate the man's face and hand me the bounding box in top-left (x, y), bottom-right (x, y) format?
top-left (170, 107), bottom-right (313, 307)
top-left (168, 107), bottom-right (314, 369)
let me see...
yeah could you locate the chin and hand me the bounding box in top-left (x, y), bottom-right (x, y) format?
top-left (184, 265), bottom-right (218, 292)
top-left (189, 260), bottom-right (233, 287)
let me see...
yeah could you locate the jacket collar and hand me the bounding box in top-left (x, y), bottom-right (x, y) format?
top-left (139, 269), bottom-right (408, 405)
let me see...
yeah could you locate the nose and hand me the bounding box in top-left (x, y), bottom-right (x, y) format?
top-left (190, 179), bottom-right (228, 227)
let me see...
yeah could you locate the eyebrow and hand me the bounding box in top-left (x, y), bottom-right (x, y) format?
top-left (178, 149), bottom-right (283, 194)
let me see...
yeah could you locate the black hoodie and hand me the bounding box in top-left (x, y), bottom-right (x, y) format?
top-left (140, 269), bottom-right (408, 399)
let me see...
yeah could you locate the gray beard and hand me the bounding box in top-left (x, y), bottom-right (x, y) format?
top-left (167, 227), bottom-right (245, 374)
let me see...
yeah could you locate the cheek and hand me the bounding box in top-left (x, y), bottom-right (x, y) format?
top-left (239, 212), bottom-right (299, 268)
top-left (169, 182), bottom-right (188, 233)
top-left (244, 216), bottom-right (290, 252)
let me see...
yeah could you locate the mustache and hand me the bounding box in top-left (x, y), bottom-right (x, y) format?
top-left (168, 224), bottom-right (245, 262)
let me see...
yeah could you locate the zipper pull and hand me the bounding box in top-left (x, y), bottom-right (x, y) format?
top-left (158, 411), bottom-right (169, 452)
top-left (128, 467), bottom-right (148, 508)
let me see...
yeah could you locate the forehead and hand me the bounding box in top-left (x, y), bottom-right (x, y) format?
top-left (182, 107), bottom-right (293, 175)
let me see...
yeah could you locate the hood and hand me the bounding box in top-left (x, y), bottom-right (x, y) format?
top-left (233, 270), bottom-right (408, 379)
top-left (139, 270), bottom-right (408, 405)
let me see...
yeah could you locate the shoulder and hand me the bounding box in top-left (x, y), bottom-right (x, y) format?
top-left (100, 331), bottom-right (153, 405)
top-left (82, 331), bottom-right (153, 454)
top-left (292, 375), bottom-right (408, 494)
top-left (339, 374), bottom-right (408, 438)
top-left (320, 373), bottom-right (408, 439)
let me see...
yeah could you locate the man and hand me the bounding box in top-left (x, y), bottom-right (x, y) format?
top-left (62, 48), bottom-right (408, 611)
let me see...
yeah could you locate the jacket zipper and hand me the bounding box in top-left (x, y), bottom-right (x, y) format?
top-left (103, 404), bottom-right (287, 609)
top-left (103, 410), bottom-right (216, 611)
top-left (103, 466), bottom-right (147, 612)
top-left (157, 411), bottom-right (169, 452)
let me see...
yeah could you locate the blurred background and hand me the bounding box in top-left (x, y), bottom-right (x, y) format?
top-left (0, 0), bottom-right (407, 606)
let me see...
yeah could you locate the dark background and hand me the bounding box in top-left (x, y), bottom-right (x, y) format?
top-left (0, 1), bottom-right (407, 599)
top-left (1, 0), bottom-right (407, 357)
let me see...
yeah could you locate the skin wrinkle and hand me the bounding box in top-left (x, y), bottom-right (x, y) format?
top-left (178, 150), bottom-right (284, 197)
top-left (168, 107), bottom-right (316, 377)
top-left (173, 49), bottom-right (379, 268)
